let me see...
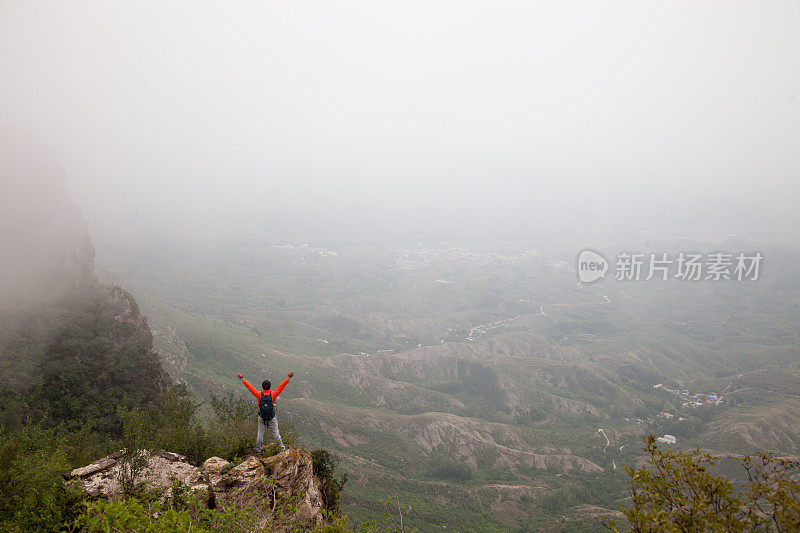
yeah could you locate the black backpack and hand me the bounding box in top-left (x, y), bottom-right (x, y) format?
top-left (259, 392), bottom-right (275, 421)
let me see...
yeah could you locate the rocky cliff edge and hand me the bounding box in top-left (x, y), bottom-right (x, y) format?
top-left (67, 448), bottom-right (325, 530)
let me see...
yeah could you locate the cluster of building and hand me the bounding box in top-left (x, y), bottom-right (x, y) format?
top-left (656, 434), bottom-right (677, 445)
top-left (653, 383), bottom-right (721, 408)
top-left (273, 243), bottom-right (338, 256)
top-left (466, 315), bottom-right (520, 341)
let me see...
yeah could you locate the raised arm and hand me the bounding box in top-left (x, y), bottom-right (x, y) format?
top-left (272, 371), bottom-right (294, 399)
top-left (237, 373), bottom-right (261, 399)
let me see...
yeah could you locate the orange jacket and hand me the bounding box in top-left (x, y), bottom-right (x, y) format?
top-left (241, 377), bottom-right (289, 403)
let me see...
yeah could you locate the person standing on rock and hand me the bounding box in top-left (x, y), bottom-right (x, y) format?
top-left (237, 371), bottom-right (294, 453)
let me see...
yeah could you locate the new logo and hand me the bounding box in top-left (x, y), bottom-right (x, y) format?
top-left (577, 249), bottom-right (608, 283)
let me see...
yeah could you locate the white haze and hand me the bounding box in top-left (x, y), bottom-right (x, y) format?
top-left (1, 1), bottom-right (798, 244)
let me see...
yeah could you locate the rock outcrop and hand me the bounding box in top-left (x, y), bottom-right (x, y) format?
top-left (67, 448), bottom-right (325, 531)
top-left (99, 285), bottom-right (171, 393)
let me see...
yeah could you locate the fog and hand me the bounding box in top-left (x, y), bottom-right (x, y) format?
top-left (1, 1), bottom-right (798, 244)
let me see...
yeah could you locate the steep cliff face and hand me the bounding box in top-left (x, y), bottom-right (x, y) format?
top-left (0, 134), bottom-right (168, 424)
top-left (68, 448), bottom-right (326, 531)
top-left (97, 285), bottom-right (170, 392)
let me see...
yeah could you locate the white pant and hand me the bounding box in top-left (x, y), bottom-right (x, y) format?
top-left (255, 416), bottom-right (284, 452)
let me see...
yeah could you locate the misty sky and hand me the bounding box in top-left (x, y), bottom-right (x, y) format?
top-left (1, 1), bottom-right (798, 243)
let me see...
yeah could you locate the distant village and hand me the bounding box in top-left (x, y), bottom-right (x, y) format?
top-left (653, 383), bottom-right (722, 408)
top-left (394, 246), bottom-right (541, 269)
top-left (466, 315), bottom-right (520, 341)
top-left (273, 243), bottom-right (338, 257)
top-left (616, 384), bottom-right (724, 448)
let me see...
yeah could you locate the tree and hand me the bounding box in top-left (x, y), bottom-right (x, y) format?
top-left (604, 435), bottom-right (800, 532)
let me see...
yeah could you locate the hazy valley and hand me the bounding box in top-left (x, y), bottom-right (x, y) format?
top-left (94, 232), bottom-right (800, 530)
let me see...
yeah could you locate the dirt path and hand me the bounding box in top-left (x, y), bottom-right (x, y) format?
top-left (598, 428), bottom-right (610, 453)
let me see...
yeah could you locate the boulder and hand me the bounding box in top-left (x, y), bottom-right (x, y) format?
top-left (201, 456), bottom-right (230, 476)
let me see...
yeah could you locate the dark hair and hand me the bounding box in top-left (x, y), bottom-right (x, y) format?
top-left (262, 380), bottom-right (271, 390)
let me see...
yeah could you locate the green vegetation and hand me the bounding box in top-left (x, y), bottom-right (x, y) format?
top-left (604, 435), bottom-right (800, 532)
top-left (0, 285), bottom-right (167, 438)
top-left (312, 449), bottom-right (349, 514)
top-left (427, 452), bottom-right (473, 482)
top-left (77, 479), bottom-right (258, 532)
top-left (36, 290), bottom-right (166, 434)
top-left (0, 425), bottom-right (86, 532)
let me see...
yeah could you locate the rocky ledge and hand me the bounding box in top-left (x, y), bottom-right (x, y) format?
top-left (67, 448), bottom-right (325, 530)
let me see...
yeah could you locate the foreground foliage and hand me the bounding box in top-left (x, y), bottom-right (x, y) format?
top-left (76, 478), bottom-right (261, 533)
top-left (604, 435), bottom-right (800, 532)
top-left (0, 425), bottom-right (85, 532)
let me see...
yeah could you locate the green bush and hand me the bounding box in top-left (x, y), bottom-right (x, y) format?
top-left (428, 453), bottom-right (473, 482)
top-left (206, 393), bottom-right (257, 461)
top-left (538, 481), bottom-right (590, 514)
top-left (80, 498), bottom-right (213, 533)
top-left (0, 425), bottom-right (86, 532)
top-left (123, 388), bottom-right (212, 465)
top-left (77, 478), bottom-right (259, 533)
top-left (604, 435), bottom-right (800, 532)
top-left (312, 449), bottom-right (349, 514)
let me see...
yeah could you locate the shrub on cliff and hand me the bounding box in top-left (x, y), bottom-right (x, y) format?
top-left (312, 449), bottom-right (349, 515)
